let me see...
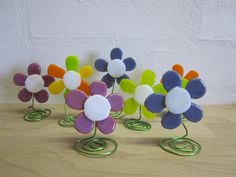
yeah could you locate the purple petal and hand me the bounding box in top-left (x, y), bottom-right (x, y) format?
top-left (144, 93), bottom-right (166, 113)
top-left (28, 63), bottom-right (41, 75)
top-left (66, 90), bottom-right (87, 110)
top-left (107, 93), bottom-right (124, 112)
top-left (110, 48), bottom-right (122, 60)
top-left (90, 81), bottom-right (107, 96)
top-left (183, 103), bottom-right (203, 122)
top-left (102, 73), bottom-right (115, 88)
top-left (18, 88), bottom-right (32, 102)
top-left (161, 112), bottom-right (182, 129)
top-left (94, 59), bottom-right (108, 72)
top-left (185, 79), bottom-right (206, 99)
top-left (13, 73), bottom-right (27, 86)
top-left (123, 57), bottom-right (136, 71)
top-left (34, 89), bottom-right (49, 103)
top-left (97, 116), bottom-right (116, 134)
top-left (42, 75), bottom-right (55, 87)
top-left (116, 74), bottom-right (129, 84)
top-left (162, 70), bottom-right (181, 91)
top-left (74, 112), bottom-right (94, 134)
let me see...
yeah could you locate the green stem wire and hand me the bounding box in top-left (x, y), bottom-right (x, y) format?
top-left (23, 96), bottom-right (51, 122)
top-left (58, 103), bottom-right (75, 127)
top-left (124, 106), bottom-right (151, 131)
top-left (160, 122), bottom-right (201, 156)
top-left (74, 124), bottom-right (118, 157)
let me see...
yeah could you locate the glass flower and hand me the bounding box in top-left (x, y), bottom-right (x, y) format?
top-left (119, 70), bottom-right (159, 119)
top-left (65, 81), bottom-right (124, 134)
top-left (145, 70), bottom-right (206, 129)
top-left (48, 56), bottom-right (93, 96)
top-left (13, 63), bottom-right (55, 103)
top-left (94, 48), bottom-right (136, 88)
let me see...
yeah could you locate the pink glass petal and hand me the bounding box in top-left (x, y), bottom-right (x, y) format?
top-left (107, 93), bottom-right (124, 112)
top-left (90, 81), bottom-right (107, 96)
top-left (28, 63), bottom-right (41, 75)
top-left (66, 90), bottom-right (87, 110)
top-left (34, 89), bottom-right (49, 103)
top-left (74, 112), bottom-right (94, 134)
top-left (13, 73), bottom-right (27, 86)
top-left (18, 88), bottom-right (32, 102)
top-left (42, 75), bottom-right (55, 87)
top-left (97, 116), bottom-right (116, 134)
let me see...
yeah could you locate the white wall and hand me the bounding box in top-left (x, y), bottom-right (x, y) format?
top-left (0, 0), bottom-right (236, 105)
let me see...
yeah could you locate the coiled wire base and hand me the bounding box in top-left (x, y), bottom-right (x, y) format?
top-left (160, 122), bottom-right (201, 156)
top-left (58, 104), bottom-right (75, 127)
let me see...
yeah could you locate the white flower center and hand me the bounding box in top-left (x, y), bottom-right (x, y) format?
top-left (63, 71), bottom-right (81, 90)
top-left (25, 74), bottom-right (44, 93)
top-left (107, 59), bottom-right (126, 78)
top-left (165, 87), bottom-right (191, 114)
top-left (84, 95), bottom-right (111, 121)
top-left (134, 85), bottom-right (154, 105)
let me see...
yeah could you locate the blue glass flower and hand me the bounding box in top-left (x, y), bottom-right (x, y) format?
top-left (94, 48), bottom-right (136, 88)
top-left (144, 70), bottom-right (206, 129)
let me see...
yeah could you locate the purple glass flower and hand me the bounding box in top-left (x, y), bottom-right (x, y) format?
top-left (145, 70), bottom-right (206, 129)
top-left (94, 48), bottom-right (136, 88)
top-left (66, 81), bottom-right (124, 134)
top-left (13, 63), bottom-right (55, 103)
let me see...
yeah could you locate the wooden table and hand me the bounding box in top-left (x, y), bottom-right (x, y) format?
top-left (0, 104), bottom-right (235, 177)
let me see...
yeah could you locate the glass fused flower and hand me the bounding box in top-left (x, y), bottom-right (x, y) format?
top-left (94, 48), bottom-right (136, 88)
top-left (48, 56), bottom-right (93, 96)
top-left (65, 81), bottom-right (124, 134)
top-left (13, 63), bottom-right (55, 103)
top-left (120, 70), bottom-right (158, 119)
top-left (145, 70), bottom-right (206, 129)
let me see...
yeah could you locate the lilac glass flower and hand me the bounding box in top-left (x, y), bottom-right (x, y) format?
top-left (94, 48), bottom-right (136, 88)
top-left (66, 81), bottom-right (124, 134)
top-left (145, 70), bottom-right (206, 129)
top-left (13, 63), bottom-right (55, 103)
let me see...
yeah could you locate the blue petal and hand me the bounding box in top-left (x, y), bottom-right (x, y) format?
top-left (183, 103), bottom-right (203, 122)
top-left (144, 93), bottom-right (165, 113)
top-left (123, 57), bottom-right (136, 71)
top-left (94, 59), bottom-right (108, 72)
top-left (185, 79), bottom-right (206, 99)
top-left (161, 112), bottom-right (182, 129)
top-left (102, 73), bottom-right (115, 88)
top-left (116, 74), bottom-right (129, 84)
top-left (162, 70), bottom-right (181, 91)
top-left (110, 48), bottom-right (122, 60)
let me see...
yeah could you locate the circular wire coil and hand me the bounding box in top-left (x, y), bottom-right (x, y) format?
top-left (124, 118), bottom-right (151, 131)
top-left (24, 108), bottom-right (51, 122)
top-left (58, 104), bottom-right (75, 127)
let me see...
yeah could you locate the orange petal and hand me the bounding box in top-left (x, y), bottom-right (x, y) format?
top-left (184, 70), bottom-right (199, 80)
top-left (78, 80), bottom-right (90, 96)
top-left (48, 64), bottom-right (65, 79)
top-left (172, 64), bottom-right (184, 77)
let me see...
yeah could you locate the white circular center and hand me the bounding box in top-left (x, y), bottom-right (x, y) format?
top-left (25, 74), bottom-right (44, 93)
top-left (63, 71), bottom-right (81, 90)
top-left (134, 85), bottom-right (154, 105)
top-left (107, 59), bottom-right (126, 78)
top-left (165, 87), bottom-right (191, 114)
top-left (84, 95), bottom-right (111, 121)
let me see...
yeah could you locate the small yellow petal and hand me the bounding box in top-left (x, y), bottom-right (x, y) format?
top-left (120, 79), bottom-right (137, 94)
top-left (141, 106), bottom-right (156, 119)
top-left (140, 69), bottom-right (156, 86)
top-left (123, 98), bottom-right (139, 115)
top-left (79, 65), bottom-right (93, 78)
top-left (48, 80), bottom-right (65, 94)
top-left (153, 83), bottom-right (167, 95)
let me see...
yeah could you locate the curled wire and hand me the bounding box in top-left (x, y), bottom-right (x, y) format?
top-left (58, 104), bottom-right (75, 127)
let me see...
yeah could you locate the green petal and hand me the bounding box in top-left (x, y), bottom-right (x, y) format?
top-left (140, 69), bottom-right (156, 86)
top-left (64, 88), bottom-right (70, 98)
top-left (153, 83), bottom-right (167, 95)
top-left (182, 78), bottom-right (188, 88)
top-left (120, 79), bottom-right (137, 94)
top-left (66, 56), bottom-right (79, 71)
top-left (123, 98), bottom-right (139, 115)
top-left (141, 106), bottom-right (156, 119)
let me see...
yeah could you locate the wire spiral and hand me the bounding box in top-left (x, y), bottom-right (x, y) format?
top-left (58, 104), bottom-right (75, 127)
top-left (74, 127), bottom-right (117, 157)
top-left (159, 122), bottom-right (201, 156)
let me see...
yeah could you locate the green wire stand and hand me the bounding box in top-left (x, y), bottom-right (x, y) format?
top-left (58, 104), bottom-right (75, 127)
top-left (160, 122), bottom-right (201, 156)
top-left (124, 106), bottom-right (151, 131)
top-left (74, 125), bottom-right (118, 158)
top-left (23, 96), bottom-right (51, 122)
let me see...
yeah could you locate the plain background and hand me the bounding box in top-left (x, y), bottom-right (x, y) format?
top-left (0, 0), bottom-right (236, 105)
